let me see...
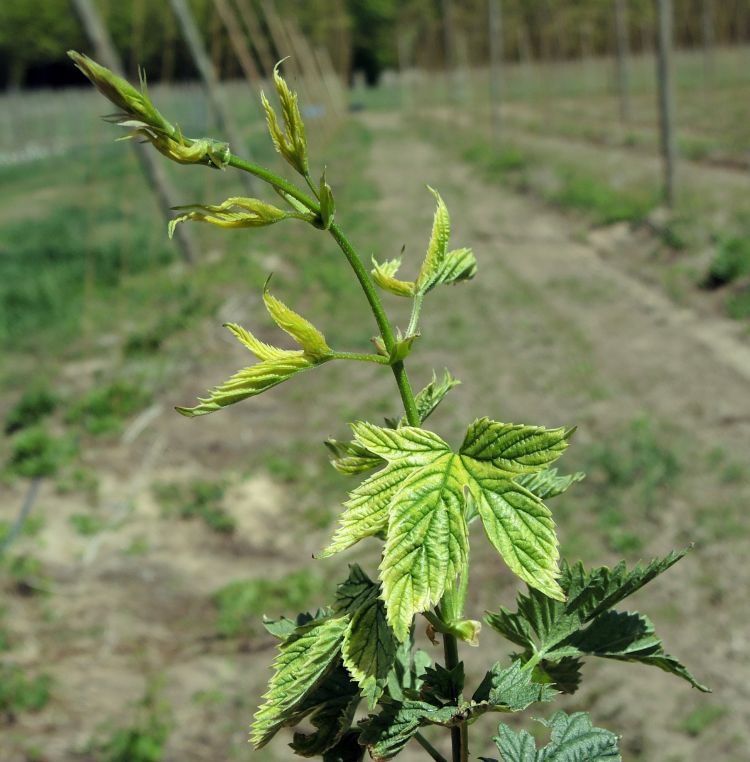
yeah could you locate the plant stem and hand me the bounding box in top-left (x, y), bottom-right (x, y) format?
top-left (327, 222), bottom-right (421, 427)
top-left (442, 630), bottom-right (467, 762)
top-left (415, 732), bottom-right (449, 762)
top-left (227, 154), bottom-right (320, 214)
top-left (406, 291), bottom-right (424, 337)
top-left (332, 351), bottom-right (390, 365)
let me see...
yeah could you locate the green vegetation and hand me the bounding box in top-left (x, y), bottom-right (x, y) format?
top-left (87, 679), bottom-right (172, 762)
top-left (69, 512), bottom-right (107, 537)
top-left (153, 479), bottom-right (235, 535)
top-left (681, 704), bottom-right (728, 737)
top-left (4, 386), bottom-right (58, 435)
top-left (584, 418), bottom-right (680, 554)
top-left (704, 235), bottom-right (750, 288)
top-left (5, 426), bottom-right (76, 478)
top-left (0, 664), bottom-right (52, 719)
top-left (65, 379), bottom-right (151, 437)
top-left (214, 571), bottom-right (325, 639)
top-left (70, 52), bottom-right (710, 762)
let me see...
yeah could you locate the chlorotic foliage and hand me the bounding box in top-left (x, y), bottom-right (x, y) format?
top-left (71, 51), bottom-right (708, 762)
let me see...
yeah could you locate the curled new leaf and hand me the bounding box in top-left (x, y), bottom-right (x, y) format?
top-left (263, 284), bottom-right (331, 358)
top-left (261, 60), bottom-right (309, 175)
top-left (176, 291), bottom-right (332, 416)
top-left (371, 258), bottom-right (415, 297)
top-left (68, 51), bottom-right (230, 169)
top-left (168, 197), bottom-right (303, 238)
top-left (319, 169), bottom-right (335, 229)
top-left (416, 187), bottom-right (451, 294)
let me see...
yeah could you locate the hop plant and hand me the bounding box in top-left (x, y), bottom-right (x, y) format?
top-left (71, 52), bottom-right (708, 762)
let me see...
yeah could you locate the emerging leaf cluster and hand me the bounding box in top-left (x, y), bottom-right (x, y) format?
top-left (71, 52), bottom-right (709, 762)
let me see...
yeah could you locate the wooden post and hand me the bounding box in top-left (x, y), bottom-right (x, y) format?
top-left (614, 0), bottom-right (631, 123)
top-left (70, 0), bottom-right (198, 264)
top-left (168, 0), bottom-right (257, 192)
top-left (655, 0), bottom-right (676, 207)
top-left (234, 0), bottom-right (275, 78)
top-left (213, 0), bottom-right (262, 87)
top-left (701, 0), bottom-right (715, 82)
top-left (488, 0), bottom-right (503, 142)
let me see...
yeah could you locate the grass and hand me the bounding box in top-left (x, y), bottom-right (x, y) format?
top-left (703, 235), bottom-right (750, 288)
top-left (0, 664), bottom-right (52, 719)
top-left (64, 379), bottom-right (152, 437)
top-left (580, 418), bottom-right (681, 555)
top-left (87, 679), bottom-right (172, 762)
top-left (5, 426), bottom-right (77, 478)
top-left (153, 479), bottom-right (235, 535)
top-left (4, 386), bottom-right (58, 435)
top-left (213, 571), bottom-right (325, 639)
top-left (680, 704), bottom-right (728, 737)
top-left (69, 512), bottom-right (107, 537)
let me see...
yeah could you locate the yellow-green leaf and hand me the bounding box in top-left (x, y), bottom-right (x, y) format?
top-left (263, 286), bottom-right (331, 358)
top-left (371, 257), bottom-right (415, 297)
top-left (251, 616), bottom-right (349, 749)
top-left (168, 197), bottom-right (297, 238)
top-left (415, 187), bottom-right (450, 294)
top-left (176, 354), bottom-right (320, 417)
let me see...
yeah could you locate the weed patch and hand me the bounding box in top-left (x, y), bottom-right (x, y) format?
top-left (0, 664), bottom-right (51, 719)
top-left (214, 571), bottom-right (325, 638)
top-left (65, 379), bottom-right (151, 436)
top-left (153, 479), bottom-right (235, 534)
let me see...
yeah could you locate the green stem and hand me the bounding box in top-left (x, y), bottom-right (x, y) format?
top-left (227, 154), bottom-right (320, 214)
top-left (332, 351), bottom-right (390, 365)
top-left (415, 732), bottom-right (448, 762)
top-left (406, 291), bottom-right (424, 337)
top-left (327, 222), bottom-right (421, 427)
top-left (442, 630), bottom-right (467, 762)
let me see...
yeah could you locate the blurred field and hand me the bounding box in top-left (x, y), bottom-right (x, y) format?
top-left (1, 41), bottom-right (750, 762)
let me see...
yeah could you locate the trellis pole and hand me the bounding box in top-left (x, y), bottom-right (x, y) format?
top-left (168, 0), bottom-right (257, 192)
top-left (212, 0), bottom-right (262, 87)
top-left (655, 0), bottom-right (676, 207)
top-left (488, 0), bottom-right (503, 142)
top-left (70, 0), bottom-right (198, 264)
top-left (614, 0), bottom-right (632, 123)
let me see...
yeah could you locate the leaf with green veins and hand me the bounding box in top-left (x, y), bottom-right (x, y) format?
top-left (326, 371), bottom-right (460, 479)
top-left (536, 658), bottom-right (583, 695)
top-left (460, 418), bottom-right (572, 475)
top-left (290, 665), bottom-right (360, 757)
top-left (486, 551), bottom-right (709, 692)
top-left (359, 699), bottom-right (461, 760)
top-left (333, 565), bottom-right (398, 707)
top-left (176, 353), bottom-right (324, 417)
top-left (371, 257), bottom-right (416, 297)
top-left (409, 369), bottom-right (461, 426)
top-left (324, 419), bottom-right (570, 631)
top-left (415, 187), bottom-right (451, 294)
top-left (431, 247), bottom-right (478, 287)
top-left (380, 451), bottom-right (469, 640)
top-left (224, 322), bottom-right (299, 362)
top-left (420, 662), bottom-right (464, 704)
top-left (251, 616), bottom-right (350, 749)
top-left (335, 564), bottom-right (378, 615)
top-left (342, 590), bottom-right (397, 707)
top-left (472, 661), bottom-right (558, 710)
top-left (493, 711), bottom-right (621, 762)
top-left (263, 609), bottom-right (332, 640)
top-left (325, 439), bottom-right (383, 475)
top-left (515, 468), bottom-right (585, 500)
top-left (263, 285), bottom-right (331, 358)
